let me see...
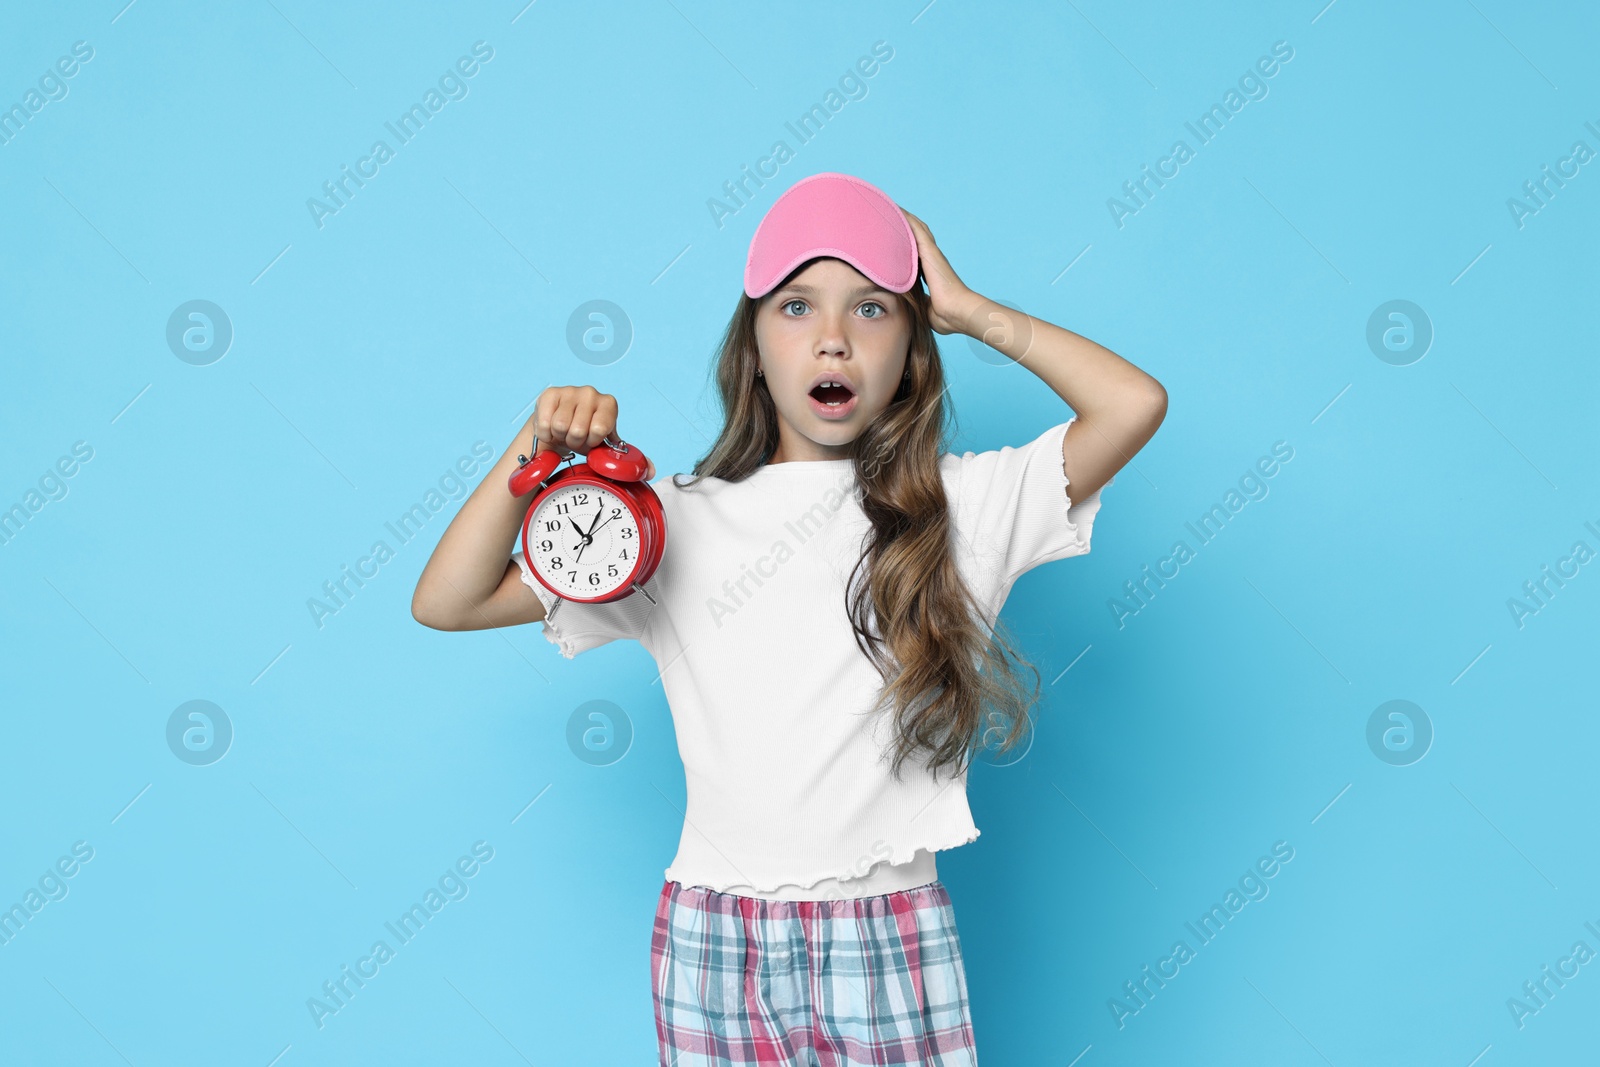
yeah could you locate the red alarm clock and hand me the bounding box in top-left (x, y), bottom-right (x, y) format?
top-left (509, 433), bottom-right (664, 607)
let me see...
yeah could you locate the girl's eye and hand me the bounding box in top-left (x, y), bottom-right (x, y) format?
top-left (780, 299), bottom-right (887, 317)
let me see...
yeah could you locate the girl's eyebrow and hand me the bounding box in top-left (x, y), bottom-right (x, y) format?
top-left (774, 283), bottom-right (894, 298)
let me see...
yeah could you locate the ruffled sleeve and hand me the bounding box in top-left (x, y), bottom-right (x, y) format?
top-left (943, 414), bottom-right (1113, 589)
top-left (511, 550), bottom-right (658, 659)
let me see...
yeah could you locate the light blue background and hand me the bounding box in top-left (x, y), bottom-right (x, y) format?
top-left (3, 1), bottom-right (1597, 1063)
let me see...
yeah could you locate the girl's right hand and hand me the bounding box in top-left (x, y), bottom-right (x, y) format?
top-left (525, 385), bottom-right (655, 479)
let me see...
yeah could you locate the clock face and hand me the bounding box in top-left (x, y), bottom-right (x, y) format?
top-left (526, 481), bottom-right (641, 599)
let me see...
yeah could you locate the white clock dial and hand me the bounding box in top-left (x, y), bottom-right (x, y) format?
top-left (527, 482), bottom-right (641, 598)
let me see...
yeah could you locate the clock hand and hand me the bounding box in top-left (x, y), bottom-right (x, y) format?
top-left (578, 517), bottom-right (619, 569)
top-left (585, 510), bottom-right (632, 564)
top-left (567, 519), bottom-right (590, 557)
top-left (573, 507), bottom-right (608, 563)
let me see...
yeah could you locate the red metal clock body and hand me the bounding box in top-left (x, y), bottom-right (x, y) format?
top-left (509, 435), bottom-right (664, 606)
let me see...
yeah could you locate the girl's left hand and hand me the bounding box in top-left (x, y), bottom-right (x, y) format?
top-left (901, 208), bottom-right (983, 335)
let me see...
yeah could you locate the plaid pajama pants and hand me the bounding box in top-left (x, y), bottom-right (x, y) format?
top-left (651, 878), bottom-right (979, 1066)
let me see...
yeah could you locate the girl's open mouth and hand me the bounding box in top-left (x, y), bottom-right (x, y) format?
top-left (808, 380), bottom-right (858, 419)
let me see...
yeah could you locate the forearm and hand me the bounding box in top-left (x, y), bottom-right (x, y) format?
top-left (955, 292), bottom-right (1166, 420)
top-left (412, 421), bottom-right (538, 626)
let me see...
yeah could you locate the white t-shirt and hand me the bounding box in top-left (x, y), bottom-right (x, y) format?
top-left (512, 415), bottom-right (1112, 900)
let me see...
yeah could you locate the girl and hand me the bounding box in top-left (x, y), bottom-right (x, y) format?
top-left (413, 172), bottom-right (1166, 1066)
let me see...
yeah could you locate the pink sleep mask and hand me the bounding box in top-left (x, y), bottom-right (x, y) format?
top-left (743, 172), bottom-right (920, 299)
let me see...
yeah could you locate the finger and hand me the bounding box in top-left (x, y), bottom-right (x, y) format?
top-left (548, 390), bottom-right (583, 451)
top-left (577, 390), bottom-right (617, 453)
top-left (541, 390), bottom-right (562, 449)
top-left (592, 393), bottom-right (619, 451)
top-left (532, 387), bottom-right (562, 452)
top-left (565, 391), bottom-right (598, 451)
top-left (579, 389), bottom-right (621, 452)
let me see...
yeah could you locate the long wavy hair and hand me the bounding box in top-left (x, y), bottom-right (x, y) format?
top-left (671, 260), bottom-right (1043, 783)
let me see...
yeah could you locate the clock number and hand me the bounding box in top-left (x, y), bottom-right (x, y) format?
top-left (550, 556), bottom-right (562, 569)
top-left (588, 572), bottom-right (600, 586)
top-left (620, 527), bottom-right (633, 539)
top-left (538, 539), bottom-right (553, 551)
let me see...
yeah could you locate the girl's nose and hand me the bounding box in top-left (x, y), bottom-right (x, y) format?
top-left (814, 315), bottom-right (849, 356)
